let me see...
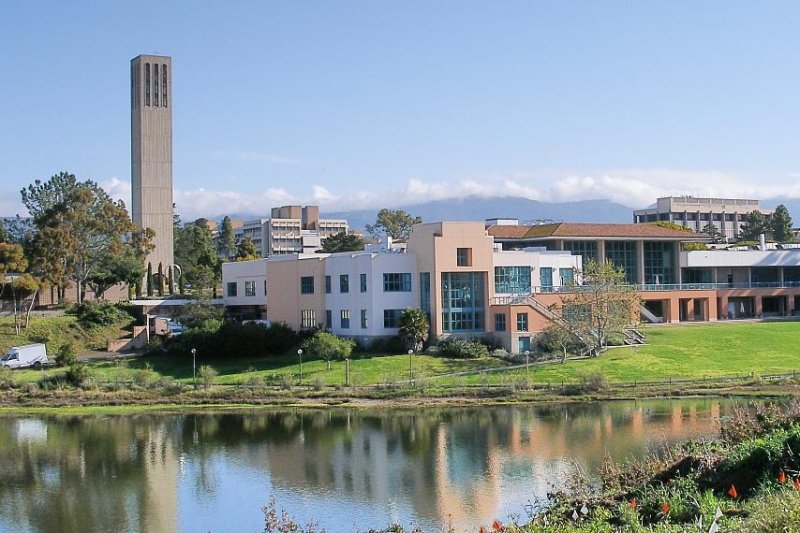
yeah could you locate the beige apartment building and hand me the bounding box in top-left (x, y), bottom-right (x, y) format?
top-left (633, 196), bottom-right (774, 242)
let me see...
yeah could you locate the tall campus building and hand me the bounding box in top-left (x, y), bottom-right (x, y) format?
top-left (130, 54), bottom-right (174, 282)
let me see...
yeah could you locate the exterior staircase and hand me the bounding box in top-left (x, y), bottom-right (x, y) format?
top-left (639, 305), bottom-right (663, 324)
top-left (622, 328), bottom-right (646, 345)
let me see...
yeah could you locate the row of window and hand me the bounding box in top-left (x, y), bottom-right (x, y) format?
top-left (493, 312), bottom-right (528, 332)
top-left (227, 280), bottom-right (267, 297)
top-left (143, 63), bottom-right (168, 108)
top-left (301, 273), bottom-right (413, 295)
top-left (300, 309), bottom-right (407, 330)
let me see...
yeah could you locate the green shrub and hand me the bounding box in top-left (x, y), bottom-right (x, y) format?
top-left (73, 301), bottom-right (129, 327)
top-left (132, 363), bottom-right (158, 388)
top-left (364, 336), bottom-right (406, 354)
top-left (0, 367), bottom-right (14, 389)
top-left (66, 363), bottom-right (92, 387)
top-left (55, 342), bottom-right (77, 367)
top-left (199, 364), bottom-right (218, 390)
top-left (435, 338), bottom-right (489, 359)
top-left (301, 332), bottom-right (355, 369)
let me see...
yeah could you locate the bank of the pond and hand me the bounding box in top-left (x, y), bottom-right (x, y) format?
top-left (0, 376), bottom-right (796, 414)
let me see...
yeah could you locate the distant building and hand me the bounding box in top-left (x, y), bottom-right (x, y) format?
top-left (633, 196), bottom-right (774, 242)
top-left (232, 206), bottom-right (348, 257)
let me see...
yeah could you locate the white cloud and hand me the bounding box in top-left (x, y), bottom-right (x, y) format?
top-left (96, 168), bottom-right (800, 221)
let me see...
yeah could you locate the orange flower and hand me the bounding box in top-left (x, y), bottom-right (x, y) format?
top-left (479, 527), bottom-right (486, 533)
top-left (793, 477), bottom-right (800, 490)
top-left (727, 484), bottom-right (738, 499)
top-left (779, 470), bottom-right (787, 484)
top-left (630, 498), bottom-right (637, 510)
top-left (492, 520), bottom-right (503, 531)
top-left (661, 501), bottom-right (670, 515)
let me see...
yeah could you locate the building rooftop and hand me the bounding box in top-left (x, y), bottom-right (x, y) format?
top-left (487, 222), bottom-right (709, 241)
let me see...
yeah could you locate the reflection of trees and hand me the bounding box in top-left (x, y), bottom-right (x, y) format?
top-left (0, 415), bottom-right (179, 533)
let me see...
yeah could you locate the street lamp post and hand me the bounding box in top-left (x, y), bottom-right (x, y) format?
top-left (525, 350), bottom-right (530, 375)
top-left (297, 349), bottom-right (303, 386)
top-left (408, 349), bottom-right (414, 387)
top-left (190, 348), bottom-right (197, 389)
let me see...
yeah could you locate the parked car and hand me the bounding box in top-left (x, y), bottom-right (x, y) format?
top-left (0, 344), bottom-right (49, 369)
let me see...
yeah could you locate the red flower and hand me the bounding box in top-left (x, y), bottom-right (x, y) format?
top-left (793, 478), bottom-right (800, 490)
top-left (492, 520), bottom-right (502, 531)
top-left (661, 501), bottom-right (670, 515)
top-left (630, 498), bottom-right (637, 510)
top-left (779, 470), bottom-right (787, 484)
top-left (727, 484), bottom-right (738, 499)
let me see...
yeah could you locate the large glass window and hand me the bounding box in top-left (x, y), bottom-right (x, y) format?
top-left (360, 273), bottom-right (367, 292)
top-left (540, 267), bottom-right (553, 291)
top-left (494, 313), bottom-right (506, 332)
top-left (360, 309), bottom-right (368, 329)
top-left (441, 272), bottom-right (485, 332)
top-left (383, 273), bottom-right (411, 292)
top-left (383, 309), bottom-right (403, 328)
top-left (605, 241), bottom-right (637, 283)
top-left (420, 273), bottom-right (431, 313)
top-left (643, 242), bottom-right (676, 284)
top-left (563, 241), bottom-right (598, 263)
top-left (325, 275), bottom-right (331, 294)
top-left (301, 310), bottom-right (316, 330)
top-left (244, 281), bottom-right (256, 297)
top-left (301, 276), bottom-right (314, 294)
top-left (226, 282), bottom-right (237, 297)
top-left (340, 309), bottom-right (350, 329)
top-left (494, 266), bottom-right (531, 293)
top-left (340, 274), bottom-right (349, 293)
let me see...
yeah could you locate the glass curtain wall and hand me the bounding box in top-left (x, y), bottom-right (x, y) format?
top-left (643, 242), bottom-right (676, 284)
top-left (604, 241), bottom-right (637, 283)
top-left (494, 266), bottom-right (531, 293)
top-left (563, 241), bottom-right (598, 264)
top-left (441, 272), bottom-right (485, 332)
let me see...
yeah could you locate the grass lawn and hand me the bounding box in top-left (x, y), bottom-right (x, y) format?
top-left (8, 320), bottom-right (800, 389)
top-left (480, 320), bottom-right (800, 385)
top-left (0, 315), bottom-right (134, 356)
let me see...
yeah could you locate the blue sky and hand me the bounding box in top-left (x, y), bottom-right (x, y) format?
top-left (2, 1), bottom-right (799, 219)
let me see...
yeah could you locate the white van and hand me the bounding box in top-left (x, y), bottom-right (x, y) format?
top-left (0, 344), bottom-right (49, 369)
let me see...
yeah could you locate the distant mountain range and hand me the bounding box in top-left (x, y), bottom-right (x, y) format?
top-left (212, 195), bottom-right (800, 231)
top-left (324, 196), bottom-right (634, 230)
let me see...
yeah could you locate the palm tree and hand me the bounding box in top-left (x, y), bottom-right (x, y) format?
top-left (398, 308), bottom-right (430, 353)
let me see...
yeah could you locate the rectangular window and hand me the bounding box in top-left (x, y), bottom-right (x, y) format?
top-left (360, 309), bottom-right (368, 329)
top-left (161, 64), bottom-right (168, 107)
top-left (441, 272), bottom-right (485, 332)
top-left (540, 267), bottom-right (553, 292)
top-left (340, 274), bottom-right (349, 293)
top-left (264, 280), bottom-right (268, 295)
top-left (383, 273), bottom-right (412, 292)
top-left (456, 248), bottom-right (472, 266)
top-left (383, 309), bottom-right (403, 328)
top-left (325, 310), bottom-right (332, 329)
top-left (300, 276), bottom-right (314, 294)
top-left (559, 268), bottom-right (575, 287)
top-left (494, 266), bottom-right (531, 293)
top-left (325, 275), bottom-right (331, 294)
top-left (516, 312), bottom-right (529, 332)
top-left (420, 272), bottom-right (431, 313)
top-left (153, 63), bottom-right (159, 106)
top-left (226, 282), bottom-right (237, 297)
top-left (144, 63), bottom-right (151, 106)
top-left (301, 310), bottom-right (316, 330)
top-left (244, 281), bottom-right (256, 297)
top-left (494, 313), bottom-right (506, 332)
top-left (340, 309), bottom-right (350, 329)
top-left (360, 273), bottom-right (367, 292)
top-left (604, 241), bottom-right (637, 284)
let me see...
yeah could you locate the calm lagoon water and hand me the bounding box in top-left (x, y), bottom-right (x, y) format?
top-left (0, 399), bottom-right (736, 532)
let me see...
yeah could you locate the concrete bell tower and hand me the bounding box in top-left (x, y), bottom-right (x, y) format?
top-left (130, 54), bottom-right (174, 287)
